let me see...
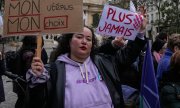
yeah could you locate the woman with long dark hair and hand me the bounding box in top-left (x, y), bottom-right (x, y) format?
top-left (27, 25), bottom-right (146, 108)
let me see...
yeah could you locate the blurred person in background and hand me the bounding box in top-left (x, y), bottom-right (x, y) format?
top-left (155, 32), bottom-right (168, 42)
top-left (0, 50), bottom-right (5, 103)
top-left (6, 36), bottom-right (48, 108)
top-left (151, 39), bottom-right (167, 75)
top-left (157, 34), bottom-right (180, 85)
top-left (160, 50), bottom-right (180, 108)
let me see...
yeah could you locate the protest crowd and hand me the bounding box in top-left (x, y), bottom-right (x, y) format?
top-left (0, 0), bottom-right (180, 108)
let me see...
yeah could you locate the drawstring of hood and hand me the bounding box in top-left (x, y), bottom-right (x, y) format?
top-left (57, 54), bottom-right (90, 84)
top-left (78, 63), bottom-right (89, 84)
top-left (85, 63), bottom-right (89, 83)
top-left (79, 64), bottom-right (85, 79)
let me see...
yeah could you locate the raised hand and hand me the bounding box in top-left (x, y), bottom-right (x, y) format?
top-left (112, 36), bottom-right (126, 47)
top-left (31, 57), bottom-right (44, 76)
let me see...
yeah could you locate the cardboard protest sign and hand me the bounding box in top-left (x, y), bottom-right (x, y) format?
top-left (96, 4), bottom-right (143, 40)
top-left (3, 0), bottom-right (83, 36)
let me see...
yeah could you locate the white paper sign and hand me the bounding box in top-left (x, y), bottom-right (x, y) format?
top-left (96, 4), bottom-right (143, 40)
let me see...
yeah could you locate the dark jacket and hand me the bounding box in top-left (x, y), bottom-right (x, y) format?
top-left (11, 48), bottom-right (48, 94)
top-left (0, 59), bottom-right (5, 103)
top-left (28, 38), bottom-right (146, 108)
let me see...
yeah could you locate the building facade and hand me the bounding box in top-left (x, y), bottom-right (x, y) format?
top-left (83, 0), bottom-right (106, 27)
top-left (146, 0), bottom-right (162, 40)
top-left (144, 0), bottom-right (180, 40)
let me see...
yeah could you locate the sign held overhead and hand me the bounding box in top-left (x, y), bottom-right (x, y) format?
top-left (96, 4), bottom-right (144, 40)
top-left (3, 0), bottom-right (83, 36)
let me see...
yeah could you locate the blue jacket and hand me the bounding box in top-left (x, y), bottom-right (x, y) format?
top-left (156, 48), bottom-right (173, 82)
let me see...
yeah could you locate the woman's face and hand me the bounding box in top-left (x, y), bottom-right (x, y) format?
top-left (70, 27), bottom-right (93, 62)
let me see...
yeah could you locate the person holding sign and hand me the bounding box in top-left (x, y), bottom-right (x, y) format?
top-left (6, 36), bottom-right (48, 108)
top-left (0, 50), bottom-right (5, 103)
top-left (26, 22), bottom-right (147, 108)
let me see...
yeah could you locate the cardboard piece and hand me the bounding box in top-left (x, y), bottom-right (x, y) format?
top-left (3, 0), bottom-right (83, 36)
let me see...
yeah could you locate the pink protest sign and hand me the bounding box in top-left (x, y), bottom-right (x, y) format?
top-left (96, 4), bottom-right (143, 40)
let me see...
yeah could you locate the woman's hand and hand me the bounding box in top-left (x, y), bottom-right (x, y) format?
top-left (139, 17), bottom-right (148, 33)
top-left (31, 57), bottom-right (44, 76)
top-left (112, 36), bottom-right (126, 47)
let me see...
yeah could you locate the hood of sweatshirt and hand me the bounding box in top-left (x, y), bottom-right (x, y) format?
top-left (57, 53), bottom-right (91, 83)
